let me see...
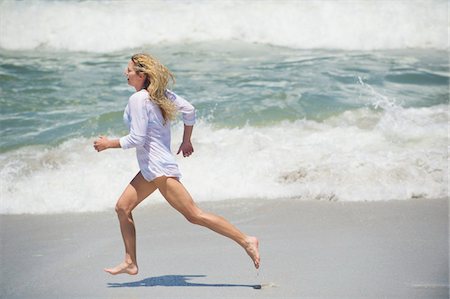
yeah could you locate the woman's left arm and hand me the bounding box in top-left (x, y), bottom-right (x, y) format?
top-left (94, 92), bottom-right (148, 152)
top-left (94, 136), bottom-right (121, 152)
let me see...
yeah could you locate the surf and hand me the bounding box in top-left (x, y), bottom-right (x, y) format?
top-left (0, 0), bottom-right (447, 52)
top-left (1, 103), bottom-right (447, 215)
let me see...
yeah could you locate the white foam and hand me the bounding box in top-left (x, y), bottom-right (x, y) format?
top-left (0, 0), bottom-right (447, 52)
top-left (0, 104), bottom-right (447, 214)
top-left (0, 139), bottom-right (139, 214)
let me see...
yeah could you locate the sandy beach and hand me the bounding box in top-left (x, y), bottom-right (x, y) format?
top-left (0, 197), bottom-right (448, 299)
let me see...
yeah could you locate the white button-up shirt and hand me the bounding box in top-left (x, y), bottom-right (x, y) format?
top-left (120, 89), bottom-right (195, 181)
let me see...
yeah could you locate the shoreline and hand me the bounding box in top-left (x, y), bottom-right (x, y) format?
top-left (1, 198), bottom-right (448, 298)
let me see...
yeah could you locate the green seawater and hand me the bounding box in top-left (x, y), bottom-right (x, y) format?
top-left (0, 42), bottom-right (448, 153)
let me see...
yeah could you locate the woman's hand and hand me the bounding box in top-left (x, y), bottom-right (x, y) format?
top-left (177, 125), bottom-right (194, 157)
top-left (94, 136), bottom-right (111, 152)
top-left (177, 140), bottom-right (194, 157)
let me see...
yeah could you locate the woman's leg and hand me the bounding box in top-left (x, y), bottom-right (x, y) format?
top-left (104, 172), bottom-right (158, 275)
top-left (154, 176), bottom-right (260, 269)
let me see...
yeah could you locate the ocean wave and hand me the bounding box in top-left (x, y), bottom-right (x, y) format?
top-left (1, 105), bottom-right (447, 214)
top-left (0, 0), bottom-right (447, 52)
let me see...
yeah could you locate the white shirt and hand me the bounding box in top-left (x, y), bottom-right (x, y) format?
top-left (119, 89), bottom-right (195, 181)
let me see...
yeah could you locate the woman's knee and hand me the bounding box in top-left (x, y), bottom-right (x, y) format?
top-left (185, 208), bottom-right (205, 225)
top-left (115, 201), bottom-right (132, 218)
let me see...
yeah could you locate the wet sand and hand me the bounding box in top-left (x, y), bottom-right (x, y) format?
top-left (0, 198), bottom-right (448, 298)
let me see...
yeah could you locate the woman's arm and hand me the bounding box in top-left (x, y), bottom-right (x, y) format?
top-left (94, 136), bottom-right (121, 152)
top-left (94, 92), bottom-right (148, 152)
top-left (167, 90), bottom-right (195, 126)
top-left (177, 125), bottom-right (194, 157)
top-left (119, 93), bottom-right (148, 149)
top-left (167, 90), bottom-right (196, 157)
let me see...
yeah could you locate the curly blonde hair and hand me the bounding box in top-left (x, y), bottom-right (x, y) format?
top-left (131, 53), bottom-right (177, 123)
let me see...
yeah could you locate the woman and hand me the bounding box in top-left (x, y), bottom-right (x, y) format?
top-left (94, 53), bottom-right (260, 275)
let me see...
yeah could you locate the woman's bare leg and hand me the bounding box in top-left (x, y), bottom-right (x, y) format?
top-left (154, 176), bottom-right (260, 269)
top-left (104, 172), bottom-right (157, 275)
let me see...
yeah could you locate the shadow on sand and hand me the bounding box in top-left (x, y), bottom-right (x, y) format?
top-left (107, 274), bottom-right (261, 289)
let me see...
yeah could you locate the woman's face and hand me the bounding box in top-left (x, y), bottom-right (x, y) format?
top-left (124, 60), bottom-right (145, 91)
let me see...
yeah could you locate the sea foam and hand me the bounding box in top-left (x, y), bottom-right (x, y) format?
top-left (1, 105), bottom-right (447, 214)
top-left (0, 0), bottom-right (447, 52)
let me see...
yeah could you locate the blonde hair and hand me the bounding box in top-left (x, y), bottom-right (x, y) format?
top-left (131, 53), bottom-right (177, 123)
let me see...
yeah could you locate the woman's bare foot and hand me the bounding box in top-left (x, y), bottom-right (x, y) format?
top-left (104, 261), bottom-right (138, 275)
top-left (244, 236), bottom-right (260, 269)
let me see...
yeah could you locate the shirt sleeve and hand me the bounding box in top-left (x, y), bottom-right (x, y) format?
top-left (119, 92), bottom-right (149, 149)
top-left (166, 90), bottom-right (196, 126)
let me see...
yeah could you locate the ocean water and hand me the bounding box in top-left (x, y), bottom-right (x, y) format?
top-left (0, 0), bottom-right (448, 214)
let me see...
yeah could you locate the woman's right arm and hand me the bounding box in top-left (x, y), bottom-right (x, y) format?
top-left (166, 90), bottom-right (196, 157)
top-left (166, 90), bottom-right (196, 126)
